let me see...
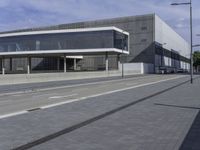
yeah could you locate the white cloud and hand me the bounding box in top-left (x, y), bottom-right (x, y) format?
top-left (175, 23), bottom-right (184, 28)
top-left (179, 18), bottom-right (185, 21)
top-left (0, 0), bottom-right (11, 7)
top-left (0, 0), bottom-right (199, 43)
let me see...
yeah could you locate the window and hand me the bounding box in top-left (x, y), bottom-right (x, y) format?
top-left (141, 39), bottom-right (147, 43)
top-left (36, 40), bottom-right (40, 50)
top-left (114, 31), bottom-right (128, 51)
top-left (141, 26), bottom-right (147, 30)
top-left (0, 30), bottom-right (129, 52)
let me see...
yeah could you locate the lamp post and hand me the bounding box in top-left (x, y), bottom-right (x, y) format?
top-left (121, 31), bottom-right (125, 78)
top-left (171, 0), bottom-right (193, 84)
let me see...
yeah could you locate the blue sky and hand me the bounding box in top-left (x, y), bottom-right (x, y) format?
top-left (0, 0), bottom-right (199, 49)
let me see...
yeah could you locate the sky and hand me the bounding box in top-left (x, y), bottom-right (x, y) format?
top-left (0, 0), bottom-right (199, 50)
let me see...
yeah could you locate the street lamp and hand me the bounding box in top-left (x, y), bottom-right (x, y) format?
top-left (171, 0), bottom-right (193, 84)
top-left (121, 31), bottom-right (125, 78)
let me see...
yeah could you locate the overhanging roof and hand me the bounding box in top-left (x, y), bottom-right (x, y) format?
top-left (0, 26), bottom-right (129, 38)
top-left (0, 48), bottom-right (129, 57)
top-left (0, 26), bottom-right (130, 57)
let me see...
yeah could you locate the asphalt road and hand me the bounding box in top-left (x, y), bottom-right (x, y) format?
top-left (0, 74), bottom-right (143, 95)
top-left (0, 74), bottom-right (184, 117)
top-left (0, 74), bottom-right (199, 150)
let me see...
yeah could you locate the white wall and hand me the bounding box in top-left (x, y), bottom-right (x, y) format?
top-left (119, 63), bottom-right (154, 74)
top-left (142, 63), bottom-right (154, 74)
top-left (155, 15), bottom-right (190, 59)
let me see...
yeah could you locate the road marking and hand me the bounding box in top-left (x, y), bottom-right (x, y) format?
top-left (0, 75), bottom-right (186, 120)
top-left (37, 75), bottom-right (159, 92)
top-left (41, 76), bottom-right (185, 109)
top-left (49, 94), bottom-right (78, 99)
top-left (41, 99), bottom-right (78, 109)
top-left (0, 90), bottom-right (33, 97)
top-left (27, 108), bottom-right (41, 112)
top-left (0, 111), bottom-right (28, 119)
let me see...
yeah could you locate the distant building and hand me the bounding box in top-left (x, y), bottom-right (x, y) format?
top-left (0, 14), bottom-right (190, 74)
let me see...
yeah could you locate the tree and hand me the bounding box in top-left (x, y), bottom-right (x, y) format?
top-left (193, 51), bottom-right (200, 71)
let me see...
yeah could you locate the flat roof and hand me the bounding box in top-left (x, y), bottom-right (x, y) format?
top-left (0, 26), bottom-right (129, 38)
top-left (0, 48), bottom-right (129, 57)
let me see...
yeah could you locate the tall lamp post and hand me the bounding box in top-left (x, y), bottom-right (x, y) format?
top-left (171, 0), bottom-right (193, 84)
top-left (121, 31), bottom-right (125, 78)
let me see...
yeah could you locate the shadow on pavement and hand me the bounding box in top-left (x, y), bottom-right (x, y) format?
top-left (179, 111), bottom-right (200, 150)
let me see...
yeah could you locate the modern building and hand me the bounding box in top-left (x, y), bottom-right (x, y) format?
top-left (0, 14), bottom-right (190, 74)
top-left (0, 27), bottom-right (129, 74)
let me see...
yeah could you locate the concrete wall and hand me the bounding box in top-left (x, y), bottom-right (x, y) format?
top-left (155, 15), bottom-right (190, 59)
top-left (142, 63), bottom-right (154, 74)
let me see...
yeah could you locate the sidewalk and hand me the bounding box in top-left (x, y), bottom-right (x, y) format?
top-left (0, 76), bottom-right (199, 150)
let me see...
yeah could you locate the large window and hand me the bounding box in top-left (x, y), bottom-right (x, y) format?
top-left (0, 30), bottom-right (128, 52)
top-left (114, 31), bottom-right (128, 51)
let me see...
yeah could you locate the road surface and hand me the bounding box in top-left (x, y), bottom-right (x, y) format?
top-left (0, 74), bottom-right (199, 150)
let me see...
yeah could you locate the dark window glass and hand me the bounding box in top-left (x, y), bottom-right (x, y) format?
top-left (0, 30), bottom-right (129, 52)
top-left (114, 31), bottom-right (128, 51)
top-left (141, 26), bottom-right (147, 30)
top-left (141, 39), bottom-right (147, 42)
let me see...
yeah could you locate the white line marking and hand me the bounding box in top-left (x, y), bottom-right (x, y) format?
top-left (0, 75), bottom-right (186, 119)
top-left (0, 90), bottom-right (33, 97)
top-left (35, 75), bottom-right (154, 92)
top-left (49, 94), bottom-right (78, 99)
top-left (41, 99), bottom-right (78, 109)
top-left (41, 76), bottom-right (185, 109)
top-left (0, 111), bottom-right (28, 119)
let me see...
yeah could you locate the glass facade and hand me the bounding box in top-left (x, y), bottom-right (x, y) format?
top-left (0, 30), bottom-right (128, 53)
top-left (155, 43), bottom-right (190, 73)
